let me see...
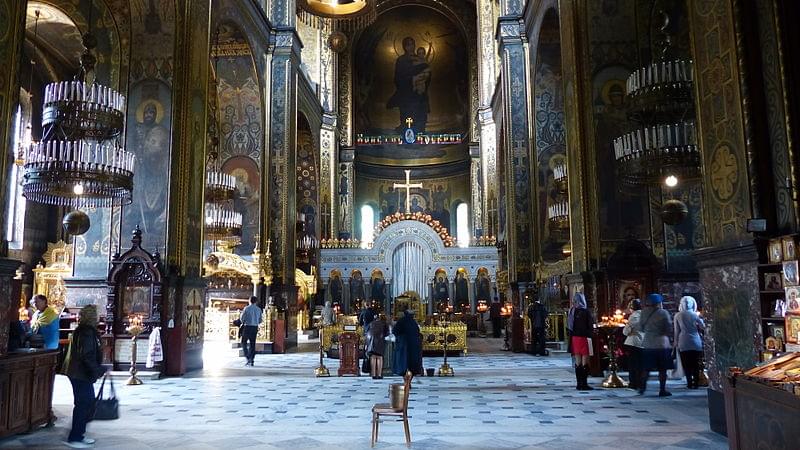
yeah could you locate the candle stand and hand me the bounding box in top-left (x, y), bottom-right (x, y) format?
top-left (315, 325), bottom-right (331, 377)
top-left (599, 325), bottom-right (627, 388)
top-left (438, 313), bottom-right (454, 376)
top-left (126, 316), bottom-right (144, 386)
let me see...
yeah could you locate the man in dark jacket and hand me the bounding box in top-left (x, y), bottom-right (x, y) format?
top-left (528, 300), bottom-right (549, 356)
top-left (359, 303), bottom-right (376, 329)
top-left (64, 305), bottom-right (106, 448)
top-left (489, 297), bottom-right (502, 338)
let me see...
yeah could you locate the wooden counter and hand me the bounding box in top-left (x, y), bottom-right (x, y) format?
top-left (724, 374), bottom-right (800, 449)
top-left (0, 350), bottom-right (59, 438)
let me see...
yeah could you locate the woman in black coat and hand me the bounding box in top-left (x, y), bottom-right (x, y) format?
top-left (366, 314), bottom-right (389, 378)
top-left (393, 307), bottom-right (423, 375)
top-left (64, 305), bottom-right (106, 447)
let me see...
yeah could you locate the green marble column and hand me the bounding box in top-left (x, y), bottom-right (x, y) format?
top-left (497, 5), bottom-right (536, 283)
top-left (163, 0), bottom-right (212, 373)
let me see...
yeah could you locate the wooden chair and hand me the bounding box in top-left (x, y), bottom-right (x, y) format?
top-left (371, 371), bottom-right (412, 447)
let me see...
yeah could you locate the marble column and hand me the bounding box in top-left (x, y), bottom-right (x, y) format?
top-left (497, 4), bottom-right (535, 283)
top-left (478, 110), bottom-right (497, 237)
top-left (337, 147), bottom-right (355, 239)
top-left (0, 0), bottom-right (26, 257)
top-left (266, 0), bottom-right (300, 350)
top-left (163, 0), bottom-right (213, 374)
top-left (470, 144), bottom-right (483, 238)
top-left (320, 113), bottom-right (337, 240)
top-left (558, 0), bottom-right (598, 273)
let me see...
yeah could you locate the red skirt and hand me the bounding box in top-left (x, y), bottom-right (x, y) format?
top-left (571, 336), bottom-right (590, 356)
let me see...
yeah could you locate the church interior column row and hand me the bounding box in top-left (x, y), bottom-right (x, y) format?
top-left (497, 0), bottom-right (536, 291)
top-left (266, 0), bottom-right (300, 344)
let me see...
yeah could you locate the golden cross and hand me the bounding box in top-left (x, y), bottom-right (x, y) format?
top-left (393, 169), bottom-right (423, 213)
top-left (405, 117), bottom-right (414, 129)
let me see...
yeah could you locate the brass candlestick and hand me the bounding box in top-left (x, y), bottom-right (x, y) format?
top-left (315, 325), bottom-right (330, 377)
top-left (438, 312), bottom-right (454, 376)
top-left (126, 316), bottom-right (144, 385)
top-left (600, 325), bottom-right (627, 388)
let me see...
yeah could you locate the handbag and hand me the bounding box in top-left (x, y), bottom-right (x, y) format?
top-left (93, 374), bottom-right (119, 420)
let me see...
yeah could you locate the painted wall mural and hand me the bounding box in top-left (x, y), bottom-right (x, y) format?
top-left (533, 12), bottom-right (568, 264)
top-left (214, 23), bottom-right (262, 162)
top-left (120, 0), bottom-right (176, 256)
top-left (353, 5), bottom-right (469, 167)
top-left (297, 115), bottom-right (319, 239)
top-left (355, 173), bottom-right (470, 236)
top-left (221, 156), bottom-right (259, 254)
top-left (584, 0), bottom-right (651, 248)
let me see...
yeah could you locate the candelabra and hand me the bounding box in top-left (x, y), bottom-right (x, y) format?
top-left (501, 303), bottom-right (513, 351)
top-left (553, 164), bottom-right (568, 193)
top-left (613, 10), bottom-right (699, 188)
top-left (598, 310), bottom-right (628, 388)
top-left (438, 309), bottom-right (454, 376)
top-left (22, 25), bottom-right (133, 209)
top-left (205, 171), bottom-right (236, 202)
top-left (548, 201), bottom-right (569, 233)
top-left (126, 315), bottom-right (144, 386)
top-left (204, 203), bottom-right (243, 241)
top-left (476, 300), bottom-right (488, 338)
top-left (314, 325), bottom-right (331, 377)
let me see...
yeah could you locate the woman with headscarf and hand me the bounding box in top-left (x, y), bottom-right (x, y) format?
top-left (63, 305), bottom-right (106, 448)
top-left (622, 299), bottom-right (643, 390)
top-left (567, 292), bottom-right (595, 390)
top-left (639, 293), bottom-right (673, 396)
top-left (674, 296), bottom-right (706, 389)
top-left (366, 313), bottom-right (389, 379)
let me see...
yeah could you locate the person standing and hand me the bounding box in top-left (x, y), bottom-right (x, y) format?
top-left (639, 293), bottom-right (674, 396)
top-left (623, 299), bottom-right (644, 390)
top-left (359, 302), bottom-right (376, 329)
top-left (393, 306), bottom-right (423, 376)
top-left (490, 297), bottom-right (502, 338)
top-left (240, 296), bottom-right (262, 367)
top-left (63, 305), bottom-right (106, 448)
top-left (321, 300), bottom-right (335, 326)
top-left (366, 313), bottom-right (389, 379)
top-left (567, 293), bottom-right (595, 391)
top-left (31, 294), bottom-right (60, 350)
top-left (528, 299), bottom-right (548, 356)
top-left (674, 296), bottom-right (705, 389)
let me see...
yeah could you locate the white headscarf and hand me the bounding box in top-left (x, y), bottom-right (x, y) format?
top-left (679, 296), bottom-right (697, 313)
top-left (567, 292), bottom-right (587, 331)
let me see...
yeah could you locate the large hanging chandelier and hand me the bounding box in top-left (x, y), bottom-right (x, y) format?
top-left (204, 46), bottom-right (242, 247)
top-left (297, 0), bottom-right (376, 33)
top-left (22, 11), bottom-right (133, 208)
top-left (547, 201), bottom-right (569, 233)
top-left (613, 11), bottom-right (700, 188)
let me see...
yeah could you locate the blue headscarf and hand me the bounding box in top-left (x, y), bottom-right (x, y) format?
top-left (645, 293), bottom-right (663, 307)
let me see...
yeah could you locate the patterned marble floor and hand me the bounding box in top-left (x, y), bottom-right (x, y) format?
top-left (0, 338), bottom-right (727, 450)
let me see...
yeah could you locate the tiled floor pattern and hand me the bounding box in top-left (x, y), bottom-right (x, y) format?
top-left (0, 339), bottom-right (727, 449)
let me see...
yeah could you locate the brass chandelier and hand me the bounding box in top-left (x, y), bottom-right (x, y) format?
top-left (204, 47), bottom-right (242, 246)
top-left (297, 0), bottom-right (376, 32)
top-left (613, 11), bottom-right (700, 188)
top-left (22, 14), bottom-right (134, 208)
